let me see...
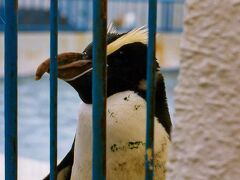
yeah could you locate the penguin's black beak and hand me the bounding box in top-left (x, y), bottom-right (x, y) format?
top-left (35, 52), bottom-right (92, 81)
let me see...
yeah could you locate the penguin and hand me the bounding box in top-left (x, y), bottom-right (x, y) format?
top-left (35, 27), bottom-right (172, 180)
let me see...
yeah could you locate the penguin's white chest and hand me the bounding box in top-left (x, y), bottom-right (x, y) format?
top-left (70, 91), bottom-right (169, 180)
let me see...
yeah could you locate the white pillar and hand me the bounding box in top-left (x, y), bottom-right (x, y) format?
top-left (168, 0), bottom-right (240, 179)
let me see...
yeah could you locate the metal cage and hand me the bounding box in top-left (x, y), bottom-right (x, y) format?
top-left (3, 0), bottom-right (179, 179)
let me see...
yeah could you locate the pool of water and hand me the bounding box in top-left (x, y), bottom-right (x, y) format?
top-left (0, 69), bottom-right (178, 162)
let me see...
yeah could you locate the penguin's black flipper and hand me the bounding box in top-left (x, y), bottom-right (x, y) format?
top-left (43, 139), bottom-right (75, 180)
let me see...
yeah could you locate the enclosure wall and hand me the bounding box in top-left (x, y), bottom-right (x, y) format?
top-left (168, 0), bottom-right (240, 179)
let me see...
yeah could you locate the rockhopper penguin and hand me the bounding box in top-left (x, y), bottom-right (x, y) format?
top-left (35, 27), bottom-right (172, 180)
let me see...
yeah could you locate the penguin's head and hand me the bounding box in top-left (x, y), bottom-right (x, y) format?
top-left (35, 27), bottom-right (158, 104)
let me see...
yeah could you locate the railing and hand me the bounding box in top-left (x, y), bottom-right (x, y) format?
top-left (0, 0), bottom-right (185, 32)
top-left (4, 0), bottom-right (166, 180)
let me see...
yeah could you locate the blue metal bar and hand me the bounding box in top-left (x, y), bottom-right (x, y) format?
top-left (50, 0), bottom-right (58, 179)
top-left (4, 0), bottom-right (18, 179)
top-left (161, 1), bottom-right (168, 31)
top-left (168, 1), bottom-right (174, 31)
top-left (66, 0), bottom-right (72, 25)
top-left (145, 0), bottom-right (157, 179)
top-left (83, 0), bottom-right (90, 29)
top-left (92, 0), bottom-right (107, 179)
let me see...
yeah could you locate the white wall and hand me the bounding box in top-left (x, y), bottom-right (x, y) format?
top-left (0, 32), bottom-right (180, 76)
top-left (0, 32), bottom-right (92, 76)
top-left (168, 0), bottom-right (240, 179)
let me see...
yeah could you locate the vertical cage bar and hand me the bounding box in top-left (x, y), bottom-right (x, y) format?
top-left (4, 0), bottom-right (18, 180)
top-left (145, 0), bottom-right (157, 179)
top-left (168, 1), bottom-right (174, 31)
top-left (161, 1), bottom-right (168, 31)
top-left (92, 0), bottom-right (107, 179)
top-left (66, 0), bottom-right (72, 27)
top-left (83, 0), bottom-right (90, 31)
top-left (50, 0), bottom-right (58, 179)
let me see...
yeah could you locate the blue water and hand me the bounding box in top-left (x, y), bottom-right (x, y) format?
top-left (0, 69), bottom-right (178, 162)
